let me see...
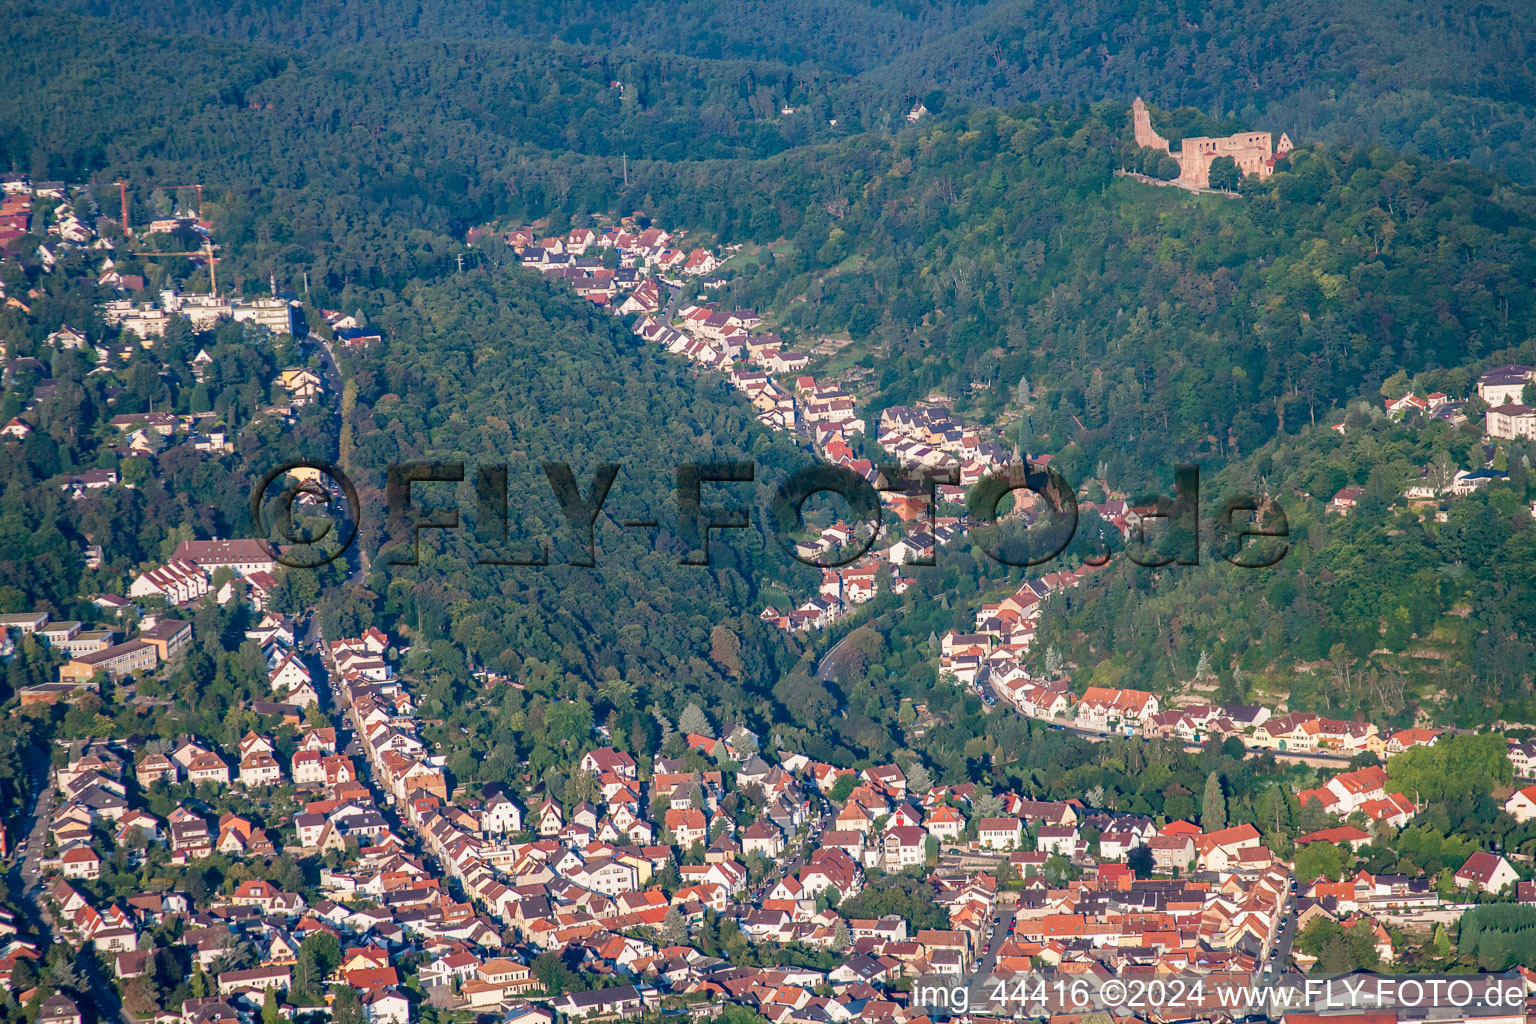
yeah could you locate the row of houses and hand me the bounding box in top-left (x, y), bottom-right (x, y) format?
top-left (129, 537), bottom-right (278, 607)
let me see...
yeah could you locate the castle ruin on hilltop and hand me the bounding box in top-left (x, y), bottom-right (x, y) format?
top-left (1132, 97), bottom-right (1292, 189)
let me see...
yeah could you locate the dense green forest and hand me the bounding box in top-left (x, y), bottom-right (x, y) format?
top-left (1459, 904), bottom-right (1536, 970)
top-left (5, 0), bottom-right (1536, 759)
top-left (633, 106), bottom-right (1536, 484)
top-left (1031, 382), bottom-right (1536, 727)
top-left (335, 267), bottom-right (817, 739)
top-left (39, 0), bottom-right (1536, 183)
top-left (10, 12), bottom-right (1532, 489)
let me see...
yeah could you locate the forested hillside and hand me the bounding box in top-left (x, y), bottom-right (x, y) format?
top-left (1029, 370), bottom-right (1536, 730)
top-left (5, 0), bottom-right (1536, 749)
top-left (0, 8), bottom-right (830, 733)
top-left (857, 0), bottom-right (1536, 181)
top-left (0, 10), bottom-right (832, 284)
top-left (10, 6), bottom-right (1531, 489)
top-left (630, 106), bottom-right (1536, 486)
top-left (333, 267), bottom-right (814, 744)
top-left (42, 0), bottom-right (1536, 183)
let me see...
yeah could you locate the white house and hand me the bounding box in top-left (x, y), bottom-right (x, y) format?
top-left (1487, 404), bottom-right (1536, 441)
top-left (923, 806), bottom-right (965, 840)
top-left (742, 821), bottom-right (786, 859)
top-left (363, 990), bottom-right (409, 1024)
top-left (1455, 851), bottom-right (1520, 893)
top-left (882, 826), bottom-right (928, 871)
top-left (978, 817), bottom-right (1022, 850)
top-left (129, 560), bottom-right (210, 605)
top-left (1505, 785), bottom-right (1536, 824)
top-left (238, 751), bottom-right (284, 787)
top-left (483, 792), bottom-right (522, 834)
top-left (269, 651), bottom-right (311, 692)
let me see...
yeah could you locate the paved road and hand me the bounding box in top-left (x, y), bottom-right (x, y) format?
top-left (6, 746), bottom-right (134, 1024)
top-left (309, 332), bottom-right (343, 394)
top-left (659, 279), bottom-right (684, 324)
top-left (1262, 887), bottom-right (1298, 979)
top-left (12, 744), bottom-right (54, 892)
top-left (815, 634), bottom-right (855, 682)
top-left (303, 332), bottom-right (369, 587)
top-left (975, 908), bottom-right (1016, 975)
top-left (748, 797), bottom-right (833, 903)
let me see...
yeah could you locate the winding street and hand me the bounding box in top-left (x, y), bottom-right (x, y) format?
top-left (305, 332), bottom-right (369, 587)
top-left (6, 745), bottom-right (134, 1024)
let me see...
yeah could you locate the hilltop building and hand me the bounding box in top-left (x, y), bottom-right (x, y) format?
top-left (1132, 98), bottom-right (1291, 189)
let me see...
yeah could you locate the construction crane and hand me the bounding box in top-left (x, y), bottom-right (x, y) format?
top-left (116, 181), bottom-right (131, 239)
top-left (178, 183), bottom-right (204, 214)
top-left (124, 240), bottom-right (219, 293)
top-left (114, 180), bottom-right (205, 238)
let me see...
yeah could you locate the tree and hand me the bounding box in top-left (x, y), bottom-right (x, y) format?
top-left (679, 703), bottom-right (713, 738)
top-left (835, 874), bottom-right (948, 930)
top-left (905, 763), bottom-right (933, 794)
top-left (331, 985), bottom-right (364, 1024)
top-left (1043, 854), bottom-right (1077, 884)
top-left (1296, 918), bottom-right (1380, 973)
top-left (727, 725), bottom-right (758, 755)
top-left (1294, 840), bottom-right (1351, 881)
top-left (831, 918), bottom-right (851, 951)
top-left (1201, 771), bottom-right (1226, 830)
top-left (531, 950), bottom-right (583, 995)
top-left (1388, 734), bottom-right (1512, 803)
top-left (1044, 646), bottom-right (1065, 677)
top-left (123, 977), bottom-right (161, 1018)
top-left (1208, 156), bottom-right (1242, 191)
top-left (710, 624), bottom-right (743, 676)
top-left (1154, 155), bottom-right (1182, 180)
top-left (973, 792), bottom-right (1004, 819)
top-left (565, 768), bottom-right (599, 807)
top-left (829, 774), bottom-right (857, 803)
top-left (10, 957), bottom-right (38, 992)
top-left (1456, 904), bottom-right (1536, 969)
top-left (47, 943), bottom-right (82, 989)
top-left (296, 932), bottom-right (341, 994)
top-left (1195, 651), bottom-right (1213, 680)
top-left (651, 707), bottom-right (674, 746)
top-left (661, 907), bottom-right (689, 945)
top-left (1015, 374), bottom-right (1033, 452)
top-left (1431, 922), bottom-right (1453, 957)
top-left (262, 986), bottom-right (281, 1024)
top-left (1127, 844), bottom-right (1154, 879)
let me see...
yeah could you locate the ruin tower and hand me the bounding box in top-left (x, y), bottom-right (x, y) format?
top-left (1132, 97), bottom-right (1170, 153)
